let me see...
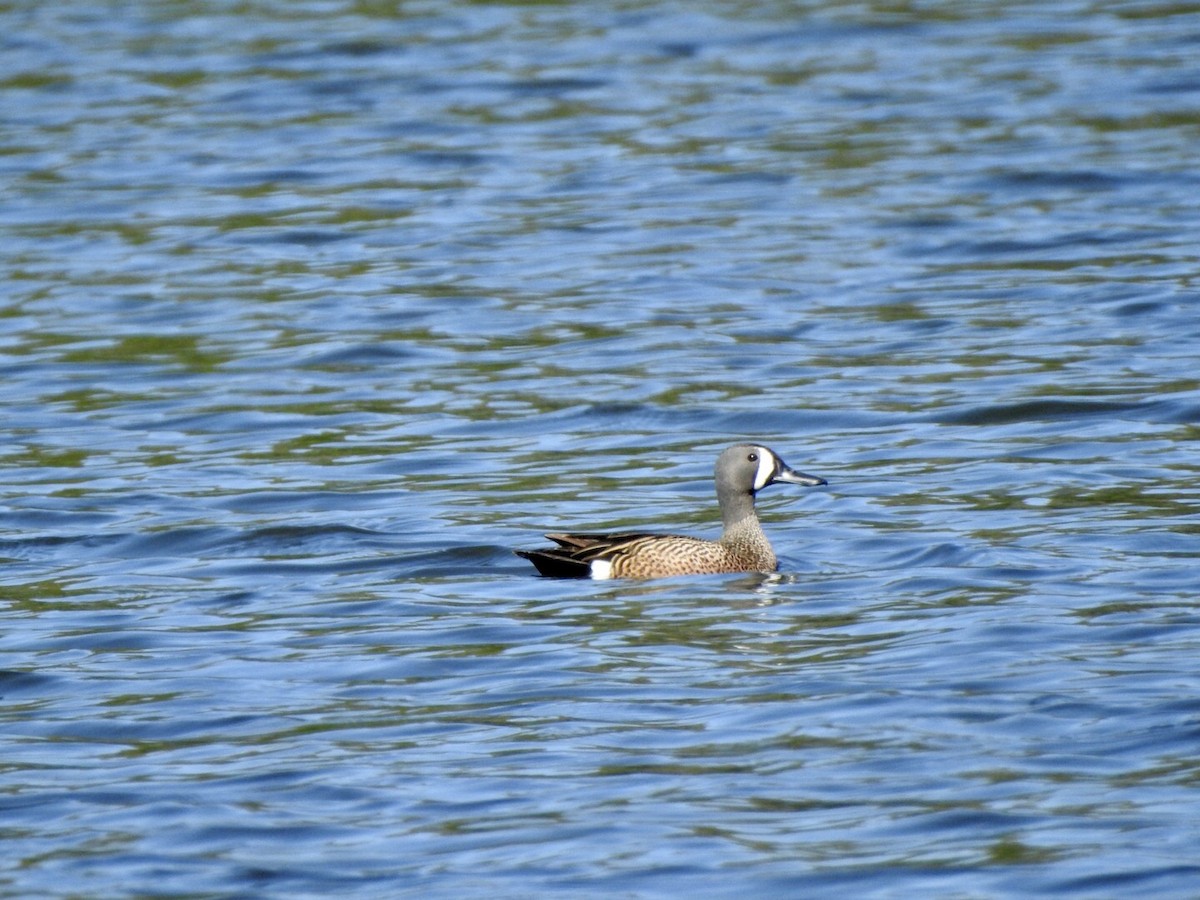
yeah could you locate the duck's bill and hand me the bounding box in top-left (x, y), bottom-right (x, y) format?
top-left (773, 464), bottom-right (827, 487)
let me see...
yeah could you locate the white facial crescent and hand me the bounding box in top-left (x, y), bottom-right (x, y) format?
top-left (752, 447), bottom-right (775, 492)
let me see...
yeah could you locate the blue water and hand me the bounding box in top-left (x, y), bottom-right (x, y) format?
top-left (3, 1), bottom-right (1200, 896)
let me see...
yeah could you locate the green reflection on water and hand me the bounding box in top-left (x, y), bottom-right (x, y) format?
top-left (2, 579), bottom-right (85, 607)
top-left (60, 334), bottom-right (226, 371)
top-left (986, 836), bottom-right (1062, 865)
top-left (1044, 483), bottom-right (1191, 513)
top-left (3, 446), bottom-right (89, 468)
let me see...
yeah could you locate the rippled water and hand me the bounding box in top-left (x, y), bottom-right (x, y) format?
top-left (4, 1), bottom-right (1200, 896)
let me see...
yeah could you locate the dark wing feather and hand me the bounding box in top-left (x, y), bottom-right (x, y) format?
top-left (545, 532), bottom-right (661, 551)
top-left (513, 548), bottom-right (592, 578)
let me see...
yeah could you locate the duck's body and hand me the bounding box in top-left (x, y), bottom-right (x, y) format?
top-left (515, 444), bottom-right (826, 579)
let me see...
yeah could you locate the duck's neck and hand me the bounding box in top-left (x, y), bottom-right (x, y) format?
top-left (719, 490), bottom-right (765, 541)
top-left (720, 511), bottom-right (764, 541)
top-left (718, 487), bottom-right (776, 567)
top-left (719, 484), bottom-right (757, 530)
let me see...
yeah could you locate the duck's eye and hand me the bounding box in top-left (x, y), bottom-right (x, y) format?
top-left (747, 453), bottom-right (758, 462)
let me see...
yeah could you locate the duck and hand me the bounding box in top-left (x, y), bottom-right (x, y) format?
top-left (515, 443), bottom-right (826, 579)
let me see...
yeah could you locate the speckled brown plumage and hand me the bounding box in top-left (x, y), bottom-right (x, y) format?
top-left (515, 444), bottom-right (826, 579)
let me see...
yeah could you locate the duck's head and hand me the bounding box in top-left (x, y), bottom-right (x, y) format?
top-left (716, 443), bottom-right (827, 498)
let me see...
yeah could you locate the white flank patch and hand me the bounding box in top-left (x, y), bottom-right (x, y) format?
top-left (753, 447), bottom-right (775, 492)
top-left (590, 559), bottom-right (614, 580)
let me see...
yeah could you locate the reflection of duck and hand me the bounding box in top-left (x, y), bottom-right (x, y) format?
top-left (516, 444), bottom-right (826, 579)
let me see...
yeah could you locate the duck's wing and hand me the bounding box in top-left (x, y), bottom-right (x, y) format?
top-left (516, 532), bottom-right (691, 578)
top-left (543, 532), bottom-right (659, 551)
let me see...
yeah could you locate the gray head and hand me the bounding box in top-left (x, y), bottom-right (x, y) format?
top-left (715, 444), bottom-right (826, 526)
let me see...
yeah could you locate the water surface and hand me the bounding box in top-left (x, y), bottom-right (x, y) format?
top-left (3, 1), bottom-right (1200, 896)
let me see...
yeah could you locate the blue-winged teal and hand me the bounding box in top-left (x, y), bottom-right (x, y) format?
top-left (515, 443), bottom-right (826, 579)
